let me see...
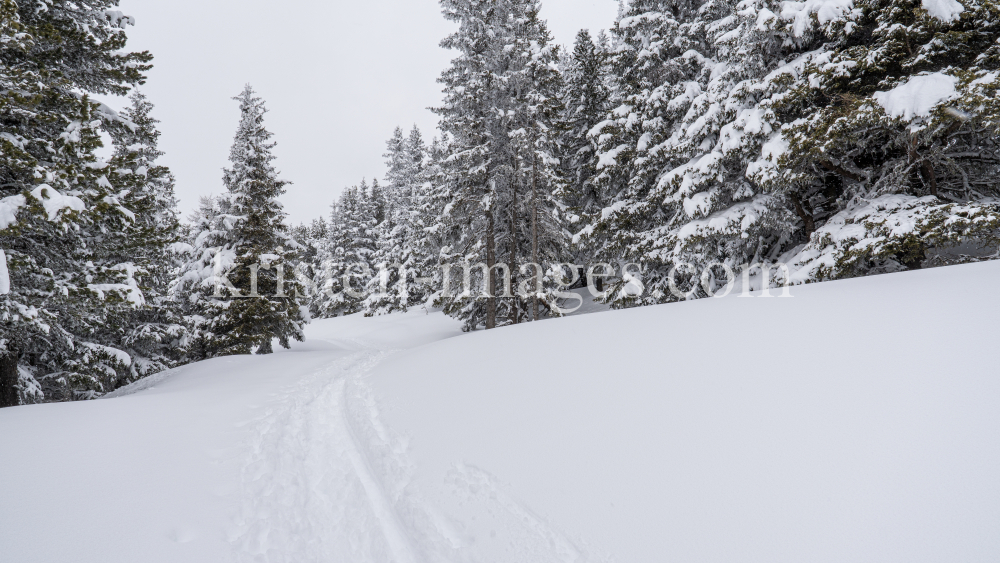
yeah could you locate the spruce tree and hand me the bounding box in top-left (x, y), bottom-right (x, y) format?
top-left (580, 0), bottom-right (718, 306)
top-left (508, 4), bottom-right (569, 322)
top-left (400, 127), bottom-right (438, 310)
top-left (105, 91), bottom-right (186, 379)
top-left (577, 0), bottom-right (1000, 302)
top-left (633, 0), bottom-right (800, 298)
top-left (770, 0), bottom-right (1000, 279)
top-left (308, 200), bottom-right (343, 319)
top-left (557, 29), bottom-right (612, 225)
top-left (415, 135), bottom-right (454, 307)
top-left (176, 86), bottom-right (306, 357)
top-left (365, 126), bottom-right (431, 315)
top-left (312, 183), bottom-right (376, 318)
top-left (172, 195), bottom-right (233, 360)
top-left (433, 0), bottom-right (567, 330)
top-left (433, 0), bottom-right (508, 330)
top-left (1, 0), bottom-right (153, 404)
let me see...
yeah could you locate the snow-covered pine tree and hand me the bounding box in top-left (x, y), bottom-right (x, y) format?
top-left (407, 127), bottom-right (428, 179)
top-left (104, 91), bottom-right (186, 380)
top-left (765, 0), bottom-right (1000, 280)
top-left (312, 183), bottom-right (376, 318)
top-left (433, 0), bottom-right (567, 330)
top-left (413, 135), bottom-right (454, 307)
top-left (289, 223), bottom-right (311, 251)
top-left (579, 0), bottom-right (719, 306)
top-left (401, 130), bottom-right (451, 311)
top-left (301, 205), bottom-right (336, 319)
top-left (506, 2), bottom-right (569, 322)
top-left (557, 29), bottom-right (612, 229)
top-left (433, 0), bottom-right (514, 330)
top-left (310, 217), bottom-right (329, 240)
top-left (287, 218), bottom-right (321, 319)
top-left (632, 0), bottom-right (808, 299)
top-left (585, 0), bottom-right (1000, 302)
top-left (1, 0), bottom-right (153, 404)
top-left (179, 86), bottom-right (306, 357)
top-left (289, 217), bottom-right (329, 268)
top-left (308, 200), bottom-right (341, 319)
top-left (172, 195), bottom-right (232, 360)
top-left (369, 178), bottom-right (387, 225)
top-left (365, 126), bottom-right (431, 315)
top-left (355, 179), bottom-right (379, 274)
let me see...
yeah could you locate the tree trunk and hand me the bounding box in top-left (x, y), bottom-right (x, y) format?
top-left (790, 193), bottom-right (816, 237)
top-left (908, 134), bottom-right (938, 197)
top-left (531, 146), bottom-right (540, 322)
top-left (921, 161), bottom-right (939, 197)
top-left (485, 209), bottom-right (497, 330)
top-left (0, 351), bottom-right (20, 408)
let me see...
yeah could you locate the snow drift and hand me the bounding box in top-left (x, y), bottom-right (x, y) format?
top-left (1, 262), bottom-right (998, 562)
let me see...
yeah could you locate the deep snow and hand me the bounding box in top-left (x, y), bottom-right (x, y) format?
top-left (1, 262), bottom-right (999, 562)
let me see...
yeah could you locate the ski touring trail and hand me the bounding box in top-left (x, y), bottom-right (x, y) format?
top-left (222, 318), bottom-right (605, 563)
top-left (229, 347), bottom-right (421, 562)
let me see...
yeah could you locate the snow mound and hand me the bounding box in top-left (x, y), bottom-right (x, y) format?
top-left (873, 72), bottom-right (959, 121)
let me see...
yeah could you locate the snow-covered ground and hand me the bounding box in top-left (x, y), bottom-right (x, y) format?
top-left (2, 262), bottom-right (999, 562)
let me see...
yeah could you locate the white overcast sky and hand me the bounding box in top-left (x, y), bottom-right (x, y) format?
top-left (110, 0), bottom-right (620, 225)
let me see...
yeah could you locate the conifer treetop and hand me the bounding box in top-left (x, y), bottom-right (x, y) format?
top-left (223, 85), bottom-right (291, 253)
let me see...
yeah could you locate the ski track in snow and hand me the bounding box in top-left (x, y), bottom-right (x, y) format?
top-left (228, 337), bottom-right (602, 563)
top-left (230, 346), bottom-right (416, 562)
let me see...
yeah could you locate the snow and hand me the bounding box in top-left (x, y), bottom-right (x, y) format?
top-left (30, 185), bottom-right (87, 221)
top-left (676, 195), bottom-right (775, 240)
top-left (780, 0), bottom-right (856, 37)
top-left (2, 263), bottom-right (1000, 562)
top-left (103, 195), bottom-right (136, 221)
top-left (170, 242), bottom-right (195, 254)
top-left (783, 194), bottom-right (1000, 281)
top-left (717, 108), bottom-right (777, 165)
top-left (599, 200), bottom-right (627, 220)
top-left (921, 0), bottom-right (964, 21)
top-left (258, 253), bottom-right (280, 266)
top-left (659, 152), bottom-right (725, 201)
top-left (0, 249), bottom-right (9, 295)
top-left (0, 194), bottom-right (26, 230)
top-left (80, 343), bottom-right (133, 367)
top-left (746, 133), bottom-right (790, 183)
top-left (683, 187), bottom-right (719, 217)
top-left (89, 283), bottom-right (145, 306)
top-left (971, 71), bottom-right (999, 89)
top-left (873, 72), bottom-right (959, 122)
top-left (596, 144), bottom-right (628, 170)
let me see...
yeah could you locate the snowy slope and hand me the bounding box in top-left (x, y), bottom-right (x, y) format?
top-left (2, 263), bottom-right (999, 562)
